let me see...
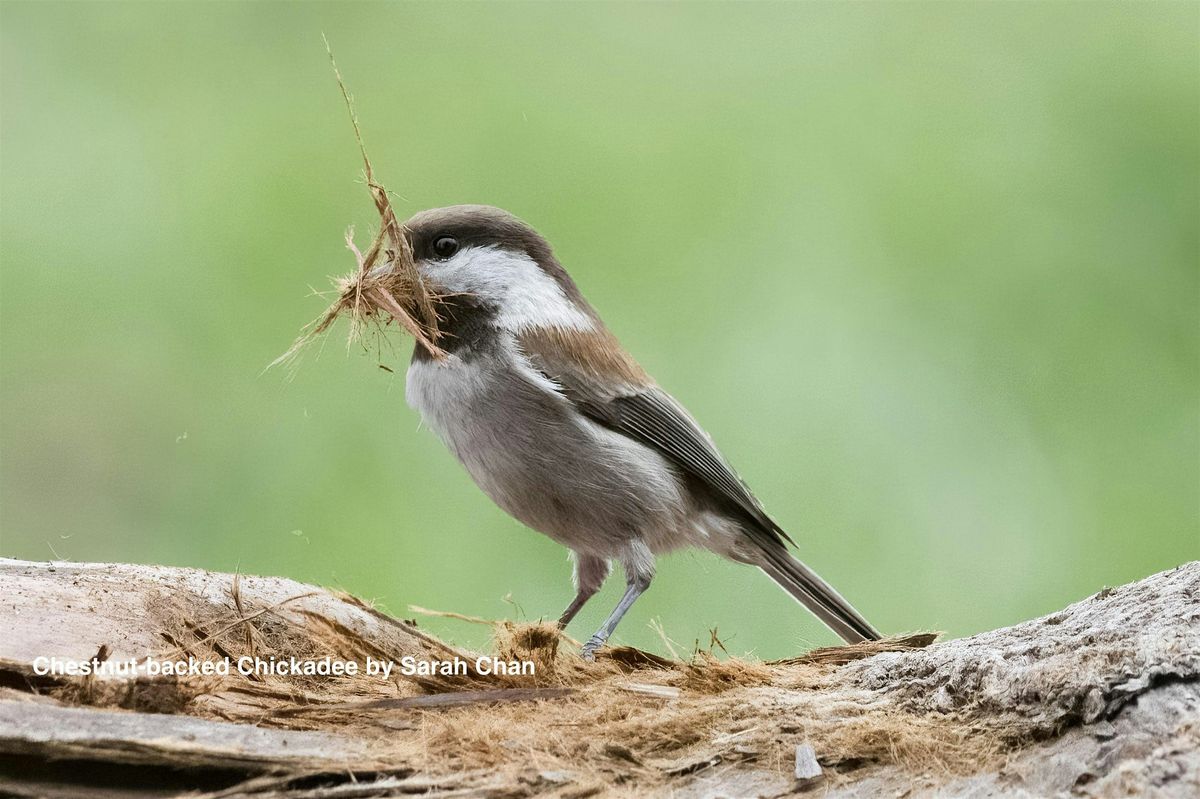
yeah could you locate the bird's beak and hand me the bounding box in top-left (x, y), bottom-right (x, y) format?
top-left (367, 261), bottom-right (397, 281)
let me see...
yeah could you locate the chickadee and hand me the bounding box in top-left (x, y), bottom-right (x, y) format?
top-left (401, 205), bottom-right (881, 658)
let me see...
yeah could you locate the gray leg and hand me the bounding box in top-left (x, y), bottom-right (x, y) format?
top-left (580, 565), bottom-right (653, 661)
top-left (558, 553), bottom-right (610, 628)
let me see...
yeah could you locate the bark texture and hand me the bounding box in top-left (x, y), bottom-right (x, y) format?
top-left (0, 558), bottom-right (1196, 798)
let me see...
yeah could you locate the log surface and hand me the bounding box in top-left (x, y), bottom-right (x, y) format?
top-left (1, 557), bottom-right (1197, 798)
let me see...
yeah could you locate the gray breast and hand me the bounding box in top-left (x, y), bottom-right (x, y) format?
top-left (405, 344), bottom-right (691, 558)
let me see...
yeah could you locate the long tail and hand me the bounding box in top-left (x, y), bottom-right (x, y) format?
top-left (754, 542), bottom-right (881, 644)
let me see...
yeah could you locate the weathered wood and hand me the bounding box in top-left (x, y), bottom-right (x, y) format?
top-left (0, 697), bottom-right (368, 770)
top-left (1, 557), bottom-right (1197, 798)
top-left (793, 743), bottom-right (822, 781)
top-left (1, 559), bottom-right (458, 671)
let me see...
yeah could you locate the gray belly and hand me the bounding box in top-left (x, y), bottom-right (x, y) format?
top-left (406, 351), bottom-right (692, 557)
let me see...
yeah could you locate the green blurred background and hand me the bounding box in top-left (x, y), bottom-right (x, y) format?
top-left (2, 2), bottom-right (1197, 658)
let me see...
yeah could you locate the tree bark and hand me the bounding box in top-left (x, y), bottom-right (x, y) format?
top-left (1, 558), bottom-right (1196, 798)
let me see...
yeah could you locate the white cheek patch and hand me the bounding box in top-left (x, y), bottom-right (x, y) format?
top-left (421, 245), bottom-right (594, 332)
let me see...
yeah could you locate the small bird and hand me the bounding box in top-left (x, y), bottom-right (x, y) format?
top-left (402, 205), bottom-right (881, 658)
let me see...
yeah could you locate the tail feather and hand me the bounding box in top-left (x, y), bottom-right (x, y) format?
top-left (755, 544), bottom-right (881, 644)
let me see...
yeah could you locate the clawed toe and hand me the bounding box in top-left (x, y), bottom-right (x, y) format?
top-left (580, 635), bottom-right (606, 661)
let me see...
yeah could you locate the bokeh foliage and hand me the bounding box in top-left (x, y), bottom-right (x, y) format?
top-left (2, 1), bottom-right (1196, 657)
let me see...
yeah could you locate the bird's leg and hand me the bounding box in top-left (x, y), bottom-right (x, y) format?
top-left (580, 561), bottom-right (654, 661)
top-left (558, 553), bottom-right (610, 629)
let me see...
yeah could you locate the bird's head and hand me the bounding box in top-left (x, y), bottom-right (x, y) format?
top-left (402, 205), bottom-right (598, 336)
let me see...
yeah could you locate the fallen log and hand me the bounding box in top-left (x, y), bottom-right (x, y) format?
top-left (0, 558), bottom-right (1196, 797)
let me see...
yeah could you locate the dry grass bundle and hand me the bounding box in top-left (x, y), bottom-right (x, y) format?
top-left (270, 39), bottom-right (445, 373)
top-left (309, 619), bottom-right (991, 789)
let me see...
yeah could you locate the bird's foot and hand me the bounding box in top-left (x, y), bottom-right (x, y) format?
top-left (580, 633), bottom-right (607, 662)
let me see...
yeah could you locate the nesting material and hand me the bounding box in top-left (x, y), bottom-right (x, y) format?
top-left (271, 41), bottom-right (445, 372)
top-left (54, 576), bottom-right (963, 784)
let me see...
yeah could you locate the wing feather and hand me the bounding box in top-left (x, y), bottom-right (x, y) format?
top-left (517, 328), bottom-right (792, 546)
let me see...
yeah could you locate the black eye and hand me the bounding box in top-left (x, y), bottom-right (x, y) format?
top-left (432, 236), bottom-right (459, 259)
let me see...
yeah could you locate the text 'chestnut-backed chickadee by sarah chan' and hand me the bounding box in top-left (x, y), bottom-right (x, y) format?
top-left (31, 654), bottom-right (535, 679)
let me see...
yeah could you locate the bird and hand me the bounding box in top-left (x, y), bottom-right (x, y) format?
top-left (400, 204), bottom-right (881, 659)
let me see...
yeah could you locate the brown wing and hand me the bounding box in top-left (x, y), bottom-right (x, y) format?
top-left (517, 328), bottom-right (793, 547)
